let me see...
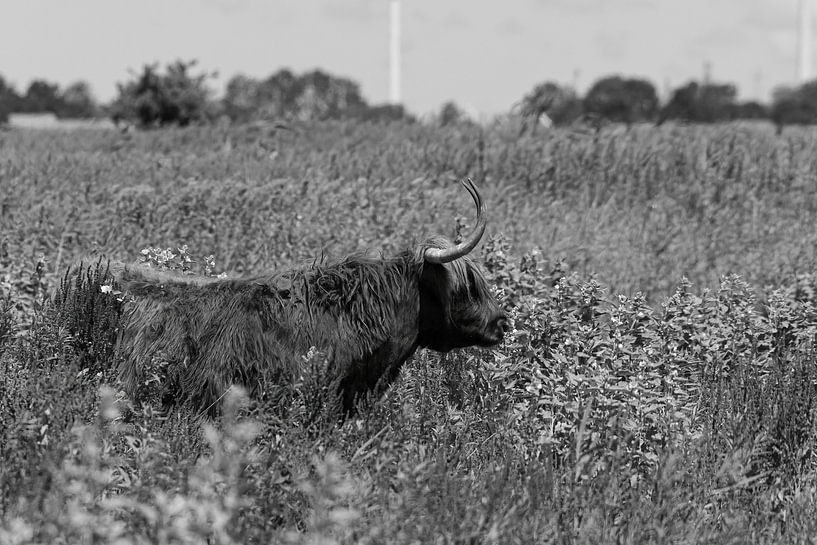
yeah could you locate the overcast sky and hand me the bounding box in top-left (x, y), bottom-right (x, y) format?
top-left (0, 0), bottom-right (806, 116)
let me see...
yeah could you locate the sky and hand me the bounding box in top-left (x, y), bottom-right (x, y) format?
top-left (0, 0), bottom-right (807, 116)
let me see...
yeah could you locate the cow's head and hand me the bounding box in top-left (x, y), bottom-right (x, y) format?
top-left (416, 179), bottom-right (508, 352)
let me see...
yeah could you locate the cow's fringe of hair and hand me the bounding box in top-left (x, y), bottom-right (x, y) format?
top-left (417, 235), bottom-right (494, 310)
top-left (416, 235), bottom-right (483, 291)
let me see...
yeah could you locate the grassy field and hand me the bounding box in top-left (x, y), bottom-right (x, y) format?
top-left (2, 120), bottom-right (817, 543)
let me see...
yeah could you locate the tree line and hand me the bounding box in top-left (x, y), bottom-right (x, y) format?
top-left (516, 77), bottom-right (768, 130)
top-left (0, 77), bottom-right (98, 121)
top-left (2, 59), bottom-right (817, 132)
top-left (0, 60), bottom-right (410, 128)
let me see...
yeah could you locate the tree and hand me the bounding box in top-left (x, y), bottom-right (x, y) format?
top-left (109, 60), bottom-right (215, 128)
top-left (659, 81), bottom-right (738, 124)
top-left (547, 88), bottom-right (583, 127)
top-left (58, 81), bottom-right (97, 118)
top-left (697, 83), bottom-right (738, 122)
top-left (21, 80), bottom-right (61, 113)
top-left (659, 82), bottom-right (697, 123)
top-left (7, 79), bottom-right (98, 119)
top-left (517, 81), bottom-right (582, 132)
top-left (0, 75), bottom-right (21, 123)
top-left (439, 101), bottom-right (467, 126)
top-left (223, 75), bottom-right (261, 123)
top-left (256, 69), bottom-right (299, 118)
top-left (771, 83), bottom-right (817, 133)
top-left (583, 76), bottom-right (658, 125)
top-left (222, 68), bottom-right (388, 123)
top-left (295, 70), bottom-right (366, 120)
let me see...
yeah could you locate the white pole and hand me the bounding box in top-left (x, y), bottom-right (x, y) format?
top-left (389, 0), bottom-right (401, 103)
top-left (799, 0), bottom-right (812, 83)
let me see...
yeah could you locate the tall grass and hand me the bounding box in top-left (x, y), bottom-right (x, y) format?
top-left (2, 121), bottom-right (817, 543)
top-left (3, 121), bottom-right (817, 300)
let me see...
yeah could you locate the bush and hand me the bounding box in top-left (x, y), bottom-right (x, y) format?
top-left (109, 60), bottom-right (217, 128)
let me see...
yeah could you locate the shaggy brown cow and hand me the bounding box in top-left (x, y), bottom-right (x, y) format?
top-left (115, 179), bottom-right (508, 415)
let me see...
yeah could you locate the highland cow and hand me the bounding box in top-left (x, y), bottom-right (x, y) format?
top-left (114, 179), bottom-right (508, 415)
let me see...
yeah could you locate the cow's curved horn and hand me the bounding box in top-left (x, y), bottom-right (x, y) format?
top-left (424, 178), bottom-right (487, 264)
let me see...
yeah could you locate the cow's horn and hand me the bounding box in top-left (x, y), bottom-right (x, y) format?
top-left (424, 178), bottom-right (487, 264)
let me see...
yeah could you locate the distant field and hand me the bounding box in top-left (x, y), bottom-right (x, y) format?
top-left (2, 120), bottom-right (817, 300)
top-left (2, 121), bottom-right (817, 543)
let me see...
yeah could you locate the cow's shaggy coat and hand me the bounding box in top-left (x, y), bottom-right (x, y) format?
top-left (116, 235), bottom-right (507, 415)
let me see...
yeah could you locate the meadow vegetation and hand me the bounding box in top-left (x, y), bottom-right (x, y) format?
top-left (2, 120), bottom-right (817, 543)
